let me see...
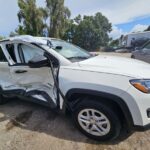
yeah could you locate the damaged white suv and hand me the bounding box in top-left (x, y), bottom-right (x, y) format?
top-left (0, 35), bottom-right (150, 141)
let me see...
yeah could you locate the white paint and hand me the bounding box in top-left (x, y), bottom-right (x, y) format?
top-left (1, 36), bottom-right (150, 127)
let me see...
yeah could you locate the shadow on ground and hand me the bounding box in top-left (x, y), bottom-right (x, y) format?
top-left (0, 99), bottom-right (132, 145)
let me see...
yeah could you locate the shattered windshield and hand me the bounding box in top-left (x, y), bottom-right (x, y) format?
top-left (48, 39), bottom-right (91, 62)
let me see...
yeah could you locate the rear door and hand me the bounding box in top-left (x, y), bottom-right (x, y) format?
top-left (6, 42), bottom-right (58, 108)
top-left (139, 42), bottom-right (150, 63)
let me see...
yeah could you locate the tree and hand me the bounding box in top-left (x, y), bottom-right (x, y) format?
top-left (15, 0), bottom-right (111, 50)
top-left (63, 19), bottom-right (77, 42)
top-left (74, 15), bottom-right (82, 24)
top-left (0, 36), bottom-right (4, 40)
top-left (109, 39), bottom-right (119, 47)
top-left (17, 0), bottom-right (47, 36)
top-left (64, 12), bottom-right (112, 51)
top-left (46, 0), bottom-right (71, 38)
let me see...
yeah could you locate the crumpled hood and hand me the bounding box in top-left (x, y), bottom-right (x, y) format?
top-left (78, 55), bottom-right (150, 78)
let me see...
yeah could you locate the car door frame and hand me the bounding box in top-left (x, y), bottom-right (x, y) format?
top-left (0, 43), bottom-right (12, 94)
top-left (1, 40), bottom-right (61, 109)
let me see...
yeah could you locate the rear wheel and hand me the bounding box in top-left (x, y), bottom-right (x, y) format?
top-left (0, 94), bottom-right (8, 105)
top-left (131, 55), bottom-right (135, 59)
top-left (72, 99), bottom-right (121, 141)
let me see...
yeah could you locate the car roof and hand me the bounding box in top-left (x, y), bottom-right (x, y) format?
top-left (0, 35), bottom-right (56, 45)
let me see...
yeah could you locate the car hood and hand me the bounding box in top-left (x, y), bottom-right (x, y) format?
top-left (78, 55), bottom-right (150, 78)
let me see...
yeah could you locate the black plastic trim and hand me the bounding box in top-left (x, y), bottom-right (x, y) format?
top-left (65, 88), bottom-right (134, 129)
top-left (133, 123), bottom-right (150, 131)
top-left (0, 87), bottom-right (56, 109)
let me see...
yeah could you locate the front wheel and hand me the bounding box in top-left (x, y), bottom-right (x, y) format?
top-left (72, 99), bottom-right (121, 141)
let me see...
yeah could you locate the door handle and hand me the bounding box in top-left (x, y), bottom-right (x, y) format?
top-left (15, 70), bottom-right (28, 74)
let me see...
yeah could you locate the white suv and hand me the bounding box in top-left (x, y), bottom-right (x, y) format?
top-left (0, 35), bottom-right (150, 141)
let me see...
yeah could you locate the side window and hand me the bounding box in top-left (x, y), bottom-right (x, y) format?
top-left (143, 42), bottom-right (150, 52)
top-left (0, 46), bottom-right (7, 62)
top-left (6, 44), bottom-right (17, 62)
top-left (19, 44), bottom-right (44, 63)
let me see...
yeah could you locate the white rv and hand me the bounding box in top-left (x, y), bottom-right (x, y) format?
top-left (120, 31), bottom-right (150, 48)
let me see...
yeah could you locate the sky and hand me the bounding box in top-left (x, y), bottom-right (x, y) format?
top-left (0, 0), bottom-right (150, 39)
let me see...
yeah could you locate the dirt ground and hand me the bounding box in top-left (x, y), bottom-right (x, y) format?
top-left (0, 52), bottom-right (150, 150)
top-left (99, 52), bottom-right (131, 58)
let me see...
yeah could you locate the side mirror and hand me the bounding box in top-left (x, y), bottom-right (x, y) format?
top-left (135, 47), bottom-right (140, 50)
top-left (55, 46), bottom-right (62, 50)
top-left (28, 55), bottom-right (49, 68)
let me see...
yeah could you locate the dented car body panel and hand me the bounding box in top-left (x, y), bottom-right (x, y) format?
top-left (0, 38), bottom-right (58, 108)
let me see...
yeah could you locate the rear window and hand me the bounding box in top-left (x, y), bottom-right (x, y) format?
top-left (0, 46), bottom-right (7, 62)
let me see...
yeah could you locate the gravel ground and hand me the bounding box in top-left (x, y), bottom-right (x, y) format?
top-left (0, 52), bottom-right (150, 150)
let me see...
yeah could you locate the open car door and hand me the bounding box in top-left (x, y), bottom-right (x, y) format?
top-left (4, 42), bottom-right (59, 109)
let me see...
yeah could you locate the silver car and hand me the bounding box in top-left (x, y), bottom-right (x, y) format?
top-left (131, 41), bottom-right (150, 63)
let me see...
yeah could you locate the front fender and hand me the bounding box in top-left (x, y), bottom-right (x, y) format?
top-left (59, 69), bottom-right (142, 126)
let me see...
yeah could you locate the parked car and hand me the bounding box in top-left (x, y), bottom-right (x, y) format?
top-left (133, 37), bottom-right (150, 49)
top-left (1, 35), bottom-right (150, 141)
top-left (115, 48), bottom-right (129, 53)
top-left (131, 40), bottom-right (150, 63)
top-left (90, 52), bottom-right (99, 56)
top-left (120, 31), bottom-right (150, 48)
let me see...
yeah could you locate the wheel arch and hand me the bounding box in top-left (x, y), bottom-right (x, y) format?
top-left (65, 88), bottom-right (134, 129)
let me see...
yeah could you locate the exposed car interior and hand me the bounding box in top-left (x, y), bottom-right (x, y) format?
top-left (6, 44), bottom-right (17, 62)
top-left (0, 46), bottom-right (7, 62)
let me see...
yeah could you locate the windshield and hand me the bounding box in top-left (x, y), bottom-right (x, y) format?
top-left (50, 39), bottom-right (91, 62)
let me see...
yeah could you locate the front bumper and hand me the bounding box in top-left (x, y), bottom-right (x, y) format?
top-left (124, 86), bottom-right (150, 127)
top-left (134, 123), bottom-right (150, 131)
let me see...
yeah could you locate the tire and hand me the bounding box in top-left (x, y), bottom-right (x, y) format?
top-left (0, 94), bottom-right (8, 105)
top-left (72, 99), bottom-right (121, 141)
top-left (131, 55), bottom-right (135, 59)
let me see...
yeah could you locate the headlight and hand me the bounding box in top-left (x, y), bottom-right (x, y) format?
top-left (130, 79), bottom-right (150, 93)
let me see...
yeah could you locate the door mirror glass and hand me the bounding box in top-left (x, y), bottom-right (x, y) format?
top-left (28, 54), bottom-right (48, 68)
